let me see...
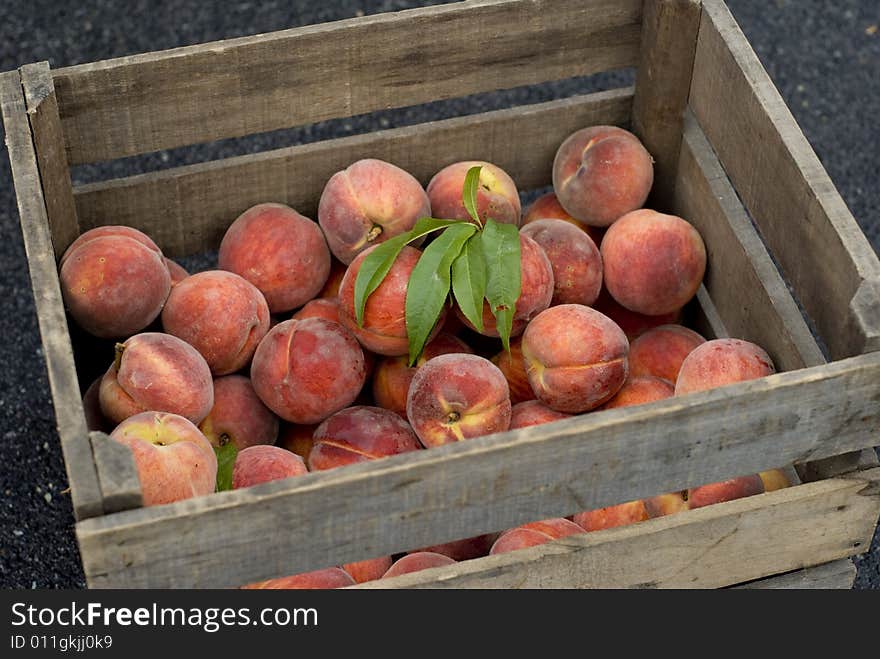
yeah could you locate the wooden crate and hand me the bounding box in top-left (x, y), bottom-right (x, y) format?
top-left (2, 0), bottom-right (879, 589)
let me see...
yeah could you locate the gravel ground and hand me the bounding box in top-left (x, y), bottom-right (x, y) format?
top-left (0, 0), bottom-right (877, 589)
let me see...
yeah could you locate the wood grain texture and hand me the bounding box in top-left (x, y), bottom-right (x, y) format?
top-left (72, 88), bottom-right (634, 257)
top-left (631, 0), bottom-right (702, 210)
top-left (53, 0), bottom-right (642, 164)
top-left (690, 0), bottom-right (880, 360)
top-left (0, 71), bottom-right (103, 520)
top-left (675, 111), bottom-right (825, 372)
top-left (90, 431), bottom-right (143, 515)
top-left (356, 470), bottom-right (880, 588)
top-left (691, 284), bottom-right (729, 340)
top-left (19, 62), bottom-right (79, 260)
top-left (75, 351), bottom-right (880, 588)
top-left (732, 559), bottom-right (856, 590)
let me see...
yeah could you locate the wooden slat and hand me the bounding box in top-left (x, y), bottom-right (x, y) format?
top-left (90, 431), bottom-right (143, 515)
top-left (674, 111), bottom-right (825, 372)
top-left (75, 352), bottom-right (880, 588)
top-left (356, 470), bottom-right (880, 588)
top-left (690, 284), bottom-right (729, 340)
top-left (631, 0), bottom-right (702, 210)
top-left (53, 0), bottom-right (642, 165)
top-left (0, 71), bottom-right (103, 520)
top-left (689, 0), bottom-right (880, 359)
top-left (72, 88), bottom-right (634, 257)
top-left (19, 62), bottom-right (79, 260)
top-left (733, 559), bottom-right (856, 590)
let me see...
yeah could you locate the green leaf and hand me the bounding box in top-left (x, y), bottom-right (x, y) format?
top-left (405, 223), bottom-right (477, 365)
top-left (451, 233), bottom-right (487, 333)
top-left (214, 440), bottom-right (238, 492)
top-left (480, 219), bottom-right (521, 352)
top-left (462, 165), bottom-right (483, 227)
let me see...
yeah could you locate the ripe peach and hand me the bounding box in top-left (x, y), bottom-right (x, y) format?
top-left (759, 469), bottom-right (792, 492)
top-left (82, 377), bottom-right (110, 433)
top-left (318, 258), bottom-right (348, 299)
top-left (406, 354), bottom-right (511, 447)
top-left (308, 406), bottom-right (422, 471)
top-left (382, 552), bottom-right (456, 579)
top-left (522, 191), bottom-right (605, 245)
top-left (232, 445), bottom-right (308, 489)
top-left (592, 287), bottom-right (681, 341)
top-left (573, 500), bottom-right (649, 531)
top-left (250, 318), bottom-right (367, 424)
top-left (521, 218), bottom-right (603, 307)
top-left (427, 160), bottom-right (521, 226)
top-left (629, 324), bottom-right (706, 383)
top-left (509, 400), bottom-right (573, 429)
top-left (99, 332), bottom-right (214, 426)
top-left (490, 337), bottom-right (536, 405)
top-left (291, 297), bottom-right (342, 324)
top-left (598, 375), bottom-right (674, 410)
top-left (278, 422), bottom-right (319, 461)
top-left (164, 258), bottom-right (189, 286)
top-left (521, 304), bottom-right (629, 413)
top-left (412, 533), bottom-right (500, 561)
top-left (601, 209), bottom-right (707, 316)
top-left (675, 338), bottom-right (776, 396)
top-left (552, 125), bottom-right (654, 227)
top-left (110, 411), bottom-right (217, 506)
top-left (218, 202), bottom-right (331, 313)
top-left (644, 492), bottom-right (689, 518)
top-left (490, 518), bottom-right (585, 555)
top-left (342, 557), bottom-right (394, 584)
top-left (242, 567), bottom-right (356, 590)
top-left (687, 475), bottom-right (765, 509)
top-left (198, 375), bottom-right (279, 450)
top-left (318, 158), bottom-right (431, 265)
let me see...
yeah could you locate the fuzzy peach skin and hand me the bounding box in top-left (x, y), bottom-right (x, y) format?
top-left (490, 337), bottom-right (536, 405)
top-left (232, 445), bottom-right (308, 489)
top-left (291, 297), bottom-right (342, 324)
top-left (382, 552), bottom-right (457, 579)
top-left (338, 245), bottom-right (445, 356)
top-left (597, 375), bottom-right (674, 410)
top-left (552, 125), bottom-right (654, 227)
top-left (83, 377), bottom-right (110, 433)
top-left (454, 233), bottom-right (554, 338)
top-left (242, 567), bottom-right (356, 590)
top-left (218, 202), bottom-right (331, 313)
top-left (161, 270), bottom-right (270, 375)
top-left (521, 218), bottom-right (603, 307)
top-left (308, 405), bottom-right (422, 471)
top-left (250, 317), bottom-right (367, 424)
top-left (489, 518), bottom-right (585, 555)
top-left (573, 500), bottom-right (649, 532)
top-left (628, 324), bottom-right (706, 384)
top-left (522, 191), bottom-right (605, 245)
top-left (426, 160), bottom-right (521, 226)
top-left (342, 557), bottom-right (395, 584)
top-left (60, 228), bottom-right (171, 338)
top-left (687, 475), bottom-right (765, 510)
top-left (521, 304), bottom-right (629, 413)
top-left (164, 258), bottom-right (189, 286)
top-left (110, 411), bottom-right (217, 506)
top-left (277, 422), bottom-right (319, 461)
top-left (509, 400), bottom-right (573, 429)
top-left (601, 209), bottom-right (707, 316)
top-left (674, 338), bottom-right (776, 396)
top-left (592, 287), bottom-right (681, 341)
top-left (318, 158), bottom-right (431, 265)
top-left (198, 375), bottom-right (279, 450)
top-left (372, 333), bottom-right (473, 417)
top-left (412, 533), bottom-right (500, 561)
top-left (644, 492), bottom-right (689, 518)
top-left (318, 258), bottom-right (348, 299)
top-left (406, 353), bottom-right (512, 447)
top-left (99, 332), bottom-right (214, 426)
top-left (759, 468), bottom-right (792, 492)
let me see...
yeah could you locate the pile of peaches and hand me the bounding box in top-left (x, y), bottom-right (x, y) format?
top-left (61, 125), bottom-right (788, 588)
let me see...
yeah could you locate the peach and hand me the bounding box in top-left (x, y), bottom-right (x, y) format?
top-left (382, 552), bottom-right (456, 579)
top-left (552, 125), bottom-right (654, 227)
top-left (573, 500), bottom-right (649, 531)
top-left (509, 400), bottom-right (573, 429)
top-left (629, 324), bottom-right (706, 383)
top-left (318, 258), bottom-right (348, 299)
top-left (412, 533), bottom-right (500, 562)
top-left (164, 258), bottom-right (189, 286)
top-left (521, 219), bottom-right (603, 307)
top-left (338, 245), bottom-right (444, 356)
top-left (687, 475), bottom-right (765, 510)
top-left (406, 354), bottom-right (512, 447)
top-left (521, 304), bottom-right (629, 413)
top-left (308, 406), bottom-right (422, 471)
top-left (250, 318), bottom-right (367, 424)
top-left (455, 233), bottom-right (554, 338)
top-left (318, 158), bottom-right (431, 265)
top-left (759, 469), bottom-right (792, 492)
top-left (592, 286), bottom-right (681, 341)
top-left (109, 411), bottom-right (217, 506)
top-left (601, 209), bottom-right (707, 316)
top-left (372, 332), bottom-right (473, 417)
top-left (522, 191), bottom-right (605, 245)
top-left (232, 445), bottom-right (308, 489)
top-left (82, 377), bottom-right (110, 433)
top-left (427, 160), bottom-right (521, 227)
top-left (675, 338), bottom-right (776, 396)
top-left (218, 202), bottom-right (331, 313)
top-left (242, 567), bottom-right (356, 590)
top-left (161, 270), bottom-right (270, 375)
top-left (597, 375), bottom-right (674, 410)
top-left (490, 518), bottom-right (585, 555)
top-left (99, 332), bottom-right (214, 426)
top-left (278, 422), bottom-right (319, 461)
top-left (291, 297), bottom-right (342, 325)
top-left (59, 228), bottom-right (171, 338)
top-left (490, 337), bottom-right (536, 405)
top-left (198, 375), bottom-right (279, 451)
top-left (342, 557), bottom-right (395, 584)
top-left (644, 492), bottom-right (689, 518)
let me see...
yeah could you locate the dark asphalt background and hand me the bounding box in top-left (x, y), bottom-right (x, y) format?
top-left (0, 1), bottom-right (877, 589)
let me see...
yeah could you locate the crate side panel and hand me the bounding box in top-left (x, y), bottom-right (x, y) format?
top-left (732, 558), bottom-right (856, 590)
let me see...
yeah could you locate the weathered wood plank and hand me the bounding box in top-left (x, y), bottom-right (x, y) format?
top-left (631, 0), bottom-right (702, 210)
top-left (0, 71), bottom-right (103, 520)
top-left (690, 284), bottom-right (729, 340)
top-left (689, 0), bottom-right (880, 359)
top-left (72, 88), bottom-right (634, 257)
top-left (75, 352), bottom-right (880, 588)
top-left (356, 470), bottom-right (880, 588)
top-left (674, 111), bottom-right (825, 372)
top-left (54, 0), bottom-right (642, 164)
top-left (733, 558), bottom-right (857, 590)
top-left (20, 62), bottom-right (79, 261)
top-left (90, 431), bottom-right (142, 515)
